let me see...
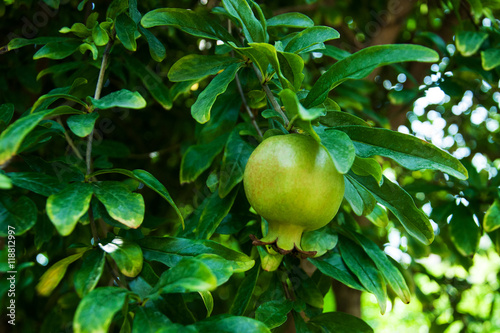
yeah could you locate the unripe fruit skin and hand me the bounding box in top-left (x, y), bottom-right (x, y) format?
top-left (243, 134), bottom-right (345, 253)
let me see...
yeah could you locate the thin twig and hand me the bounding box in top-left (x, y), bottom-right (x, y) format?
top-left (88, 205), bottom-right (100, 242)
top-left (227, 20), bottom-right (263, 137)
top-left (106, 258), bottom-right (128, 289)
top-left (235, 71), bottom-right (263, 137)
top-left (87, 39), bottom-right (114, 176)
top-left (56, 117), bottom-right (84, 160)
top-left (87, 38), bottom-right (113, 250)
top-left (0, 45), bottom-right (8, 55)
top-left (252, 63), bottom-right (290, 127)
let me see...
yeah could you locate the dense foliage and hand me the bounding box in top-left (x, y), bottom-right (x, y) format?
top-left (1, 0), bottom-right (499, 332)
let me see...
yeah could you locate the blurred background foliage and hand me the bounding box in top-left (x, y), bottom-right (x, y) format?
top-left (1, 0), bottom-right (500, 332)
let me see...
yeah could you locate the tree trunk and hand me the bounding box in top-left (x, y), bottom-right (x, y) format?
top-left (332, 279), bottom-right (362, 317)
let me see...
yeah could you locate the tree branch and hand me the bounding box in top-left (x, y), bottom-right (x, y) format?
top-left (235, 72), bottom-right (263, 137)
top-left (56, 117), bottom-right (84, 160)
top-left (227, 20), bottom-right (263, 137)
top-left (87, 39), bottom-right (114, 176)
top-left (86, 38), bottom-right (113, 248)
top-left (252, 63), bottom-right (289, 127)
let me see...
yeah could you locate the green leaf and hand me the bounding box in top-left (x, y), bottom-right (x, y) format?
top-left (350, 232), bottom-right (411, 304)
top-left (89, 168), bottom-right (183, 226)
top-left (387, 89), bottom-right (418, 105)
top-left (484, 200), bottom-right (500, 232)
top-left (351, 156), bottom-right (382, 184)
top-left (116, 13), bottom-right (138, 51)
top-left (33, 215), bottom-right (54, 250)
top-left (301, 226), bottom-right (338, 257)
top-left (308, 312), bottom-right (373, 333)
top-left (262, 109), bottom-right (282, 119)
top-left (456, 31), bottom-right (488, 56)
top-left (280, 89), bottom-right (323, 122)
top-left (366, 204), bottom-right (389, 228)
top-left (481, 48), bottom-right (500, 71)
top-left (316, 127), bottom-right (355, 174)
top-left (67, 112), bottom-right (99, 137)
top-left (197, 188), bottom-right (238, 240)
top-left (193, 315), bottom-right (271, 333)
top-left (132, 307), bottom-right (172, 333)
top-left (0, 109), bottom-right (49, 165)
top-left (92, 140), bottom-right (131, 158)
top-left (267, 13), bottom-right (314, 28)
top-left (349, 173), bottom-right (434, 244)
top-left (8, 37), bottom-right (75, 51)
top-left (230, 264), bottom-right (260, 315)
top-left (219, 130), bottom-right (254, 197)
top-left (131, 169), bottom-right (184, 226)
top-left (92, 24), bottom-right (110, 46)
top-left (138, 26), bottom-right (166, 62)
top-left (149, 257), bottom-right (217, 295)
top-left (339, 236), bottom-right (386, 314)
top-left (0, 174), bottom-right (12, 189)
top-left (73, 287), bottom-right (132, 333)
top-left (309, 251), bottom-right (366, 292)
top-left (199, 291), bottom-right (214, 318)
top-left (222, 0), bottom-right (266, 43)
top-left (79, 43), bottom-right (98, 60)
top-left (449, 204), bottom-right (480, 257)
top-left (284, 26), bottom-right (339, 54)
top-left (74, 249), bottom-right (106, 298)
top-left (32, 93), bottom-right (87, 112)
top-left (169, 55), bottom-right (242, 82)
top-left (36, 252), bottom-right (85, 296)
top-left (277, 51), bottom-right (305, 91)
top-left (33, 40), bottom-right (82, 60)
top-left (141, 8), bottom-right (236, 42)
top-left (295, 119), bottom-right (321, 142)
top-left (106, 0), bottom-right (128, 20)
top-left (180, 134), bottom-right (229, 184)
top-left (257, 246), bottom-right (284, 272)
top-left (43, 0), bottom-right (60, 9)
top-left (319, 44), bottom-right (351, 60)
top-left (17, 122), bottom-right (65, 153)
top-left (8, 172), bottom-right (63, 196)
top-left (255, 300), bottom-right (293, 329)
top-left (0, 195), bottom-right (38, 236)
top-left (191, 63), bottom-right (242, 124)
top-left (196, 254), bottom-right (234, 286)
top-left (289, 267), bottom-right (324, 308)
top-left (100, 236), bottom-right (143, 277)
top-left (89, 89), bottom-right (147, 109)
top-left (123, 56), bottom-right (172, 110)
top-left (93, 181), bottom-right (145, 229)
top-left (138, 237), bottom-right (254, 273)
top-left (304, 44), bottom-right (439, 107)
top-left (333, 126), bottom-right (468, 180)
top-left (0, 103), bottom-right (14, 124)
top-left (46, 182), bottom-right (93, 236)
top-left (60, 22), bottom-right (91, 38)
top-left (320, 111), bottom-right (369, 127)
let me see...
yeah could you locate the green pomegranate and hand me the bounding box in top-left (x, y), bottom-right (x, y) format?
top-left (243, 133), bottom-right (345, 255)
